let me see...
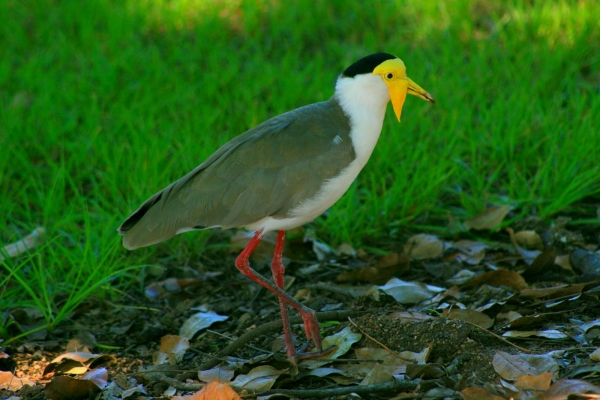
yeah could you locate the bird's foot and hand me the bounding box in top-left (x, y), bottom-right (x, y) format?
top-left (300, 308), bottom-right (322, 349)
top-left (294, 343), bottom-right (335, 360)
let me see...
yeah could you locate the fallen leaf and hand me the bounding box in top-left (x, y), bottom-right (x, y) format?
top-left (336, 253), bottom-right (410, 284)
top-left (377, 278), bottom-right (444, 304)
top-left (360, 363), bottom-right (395, 385)
top-left (0, 227), bottom-right (45, 260)
top-left (514, 230), bottom-right (544, 250)
top-left (502, 330), bottom-right (568, 340)
top-left (180, 311), bottom-right (229, 339)
top-left (230, 365), bottom-right (288, 390)
top-left (463, 269), bottom-right (527, 291)
top-left (153, 335), bottom-right (190, 365)
top-left (507, 227), bottom-right (542, 264)
top-left (514, 372), bottom-right (553, 391)
top-left (355, 346), bottom-right (430, 365)
top-left (198, 366), bottom-right (235, 383)
top-left (453, 240), bottom-right (488, 265)
top-left (173, 381), bottom-right (241, 400)
top-left (302, 327), bottom-right (362, 369)
top-left (541, 379), bottom-right (600, 400)
top-left (554, 254), bottom-right (572, 271)
top-left (387, 311), bottom-right (434, 322)
top-left (492, 350), bottom-right (559, 380)
top-left (460, 387), bottom-right (505, 400)
top-left (44, 375), bottom-right (102, 400)
top-left (524, 248), bottom-right (557, 276)
top-left (465, 205), bottom-right (510, 230)
top-left (0, 371), bottom-right (35, 390)
top-left (403, 234), bottom-right (444, 260)
top-left (447, 309), bottom-right (494, 329)
top-left (406, 363), bottom-right (445, 379)
top-left (590, 348), bottom-right (600, 362)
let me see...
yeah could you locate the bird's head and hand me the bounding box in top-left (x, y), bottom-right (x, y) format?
top-left (343, 53), bottom-right (435, 121)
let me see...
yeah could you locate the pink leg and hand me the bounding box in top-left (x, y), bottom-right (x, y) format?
top-left (235, 230), bottom-right (325, 358)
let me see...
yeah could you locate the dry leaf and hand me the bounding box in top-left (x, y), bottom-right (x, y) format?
top-left (173, 381), bottom-right (241, 400)
top-left (180, 311), bottom-right (229, 339)
top-left (463, 269), bottom-right (527, 291)
top-left (492, 350), bottom-right (559, 380)
top-left (0, 371), bottom-right (35, 391)
top-left (44, 375), bottom-right (102, 400)
top-left (461, 387), bottom-right (505, 400)
top-left (336, 253), bottom-right (410, 284)
top-left (198, 366), bottom-right (235, 383)
top-left (514, 230), bottom-right (544, 250)
top-left (541, 379), bottom-right (600, 400)
top-left (525, 247), bottom-right (557, 277)
top-left (590, 348), bottom-right (600, 362)
top-left (230, 365), bottom-right (288, 390)
top-left (447, 309), bottom-right (494, 329)
top-left (514, 372), bottom-right (553, 390)
top-left (153, 335), bottom-right (190, 365)
top-left (465, 205), bottom-right (510, 230)
top-left (403, 234), bottom-right (444, 260)
top-left (301, 327), bottom-right (362, 369)
top-left (0, 227), bottom-right (45, 260)
top-left (377, 277), bottom-right (444, 304)
top-left (502, 330), bottom-right (568, 340)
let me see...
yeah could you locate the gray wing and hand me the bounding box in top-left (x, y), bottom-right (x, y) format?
top-left (119, 97), bottom-right (354, 249)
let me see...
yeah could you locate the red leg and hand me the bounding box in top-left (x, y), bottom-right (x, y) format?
top-left (235, 230), bottom-right (325, 358)
top-left (270, 230), bottom-right (295, 358)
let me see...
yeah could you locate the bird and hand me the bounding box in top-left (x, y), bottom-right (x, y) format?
top-left (118, 52), bottom-right (434, 360)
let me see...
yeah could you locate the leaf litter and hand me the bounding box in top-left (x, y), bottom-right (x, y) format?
top-left (3, 210), bottom-right (600, 399)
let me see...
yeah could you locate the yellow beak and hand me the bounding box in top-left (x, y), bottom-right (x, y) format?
top-left (390, 77), bottom-right (435, 122)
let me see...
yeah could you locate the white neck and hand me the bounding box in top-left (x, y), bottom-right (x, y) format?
top-left (334, 74), bottom-right (390, 166)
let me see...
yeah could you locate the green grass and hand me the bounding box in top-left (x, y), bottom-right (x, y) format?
top-left (1, 0), bottom-right (599, 337)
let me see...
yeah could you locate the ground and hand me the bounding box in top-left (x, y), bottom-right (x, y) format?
top-left (3, 206), bottom-right (600, 399)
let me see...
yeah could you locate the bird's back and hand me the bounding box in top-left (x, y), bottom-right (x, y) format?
top-left (119, 97), bottom-right (354, 250)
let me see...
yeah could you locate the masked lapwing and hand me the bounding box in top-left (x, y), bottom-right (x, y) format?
top-left (118, 52), bottom-right (434, 359)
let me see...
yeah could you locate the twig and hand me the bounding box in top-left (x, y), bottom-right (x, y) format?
top-left (197, 310), bottom-right (361, 371)
top-left (241, 379), bottom-right (423, 398)
top-left (347, 317), bottom-right (413, 362)
top-left (157, 374), bottom-right (424, 398)
top-left (461, 319), bottom-right (534, 354)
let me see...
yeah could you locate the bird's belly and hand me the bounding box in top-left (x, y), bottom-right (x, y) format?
top-left (244, 159), bottom-right (363, 233)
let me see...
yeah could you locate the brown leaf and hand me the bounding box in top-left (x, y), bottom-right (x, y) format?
top-left (173, 381), bottom-right (241, 400)
top-left (447, 309), bottom-right (494, 329)
top-left (506, 228), bottom-right (542, 265)
top-left (44, 375), bottom-right (101, 400)
top-left (519, 282), bottom-right (588, 300)
top-left (492, 351), bottom-right (558, 381)
top-left (336, 253), bottom-right (410, 284)
top-left (0, 371), bottom-right (35, 391)
top-left (406, 363), bottom-right (445, 379)
top-left (463, 269), bottom-right (527, 291)
top-left (541, 379), bottom-right (600, 400)
top-left (460, 387), bottom-right (505, 400)
top-left (403, 234), bottom-right (444, 260)
top-left (465, 205), bottom-right (510, 230)
top-left (514, 230), bottom-right (544, 250)
top-left (514, 372), bottom-right (553, 391)
top-left (524, 248), bottom-right (557, 276)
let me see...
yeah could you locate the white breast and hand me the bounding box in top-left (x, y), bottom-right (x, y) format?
top-left (245, 73), bottom-right (390, 234)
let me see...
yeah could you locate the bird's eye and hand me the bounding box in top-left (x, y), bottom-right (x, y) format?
top-left (386, 72), bottom-right (394, 79)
